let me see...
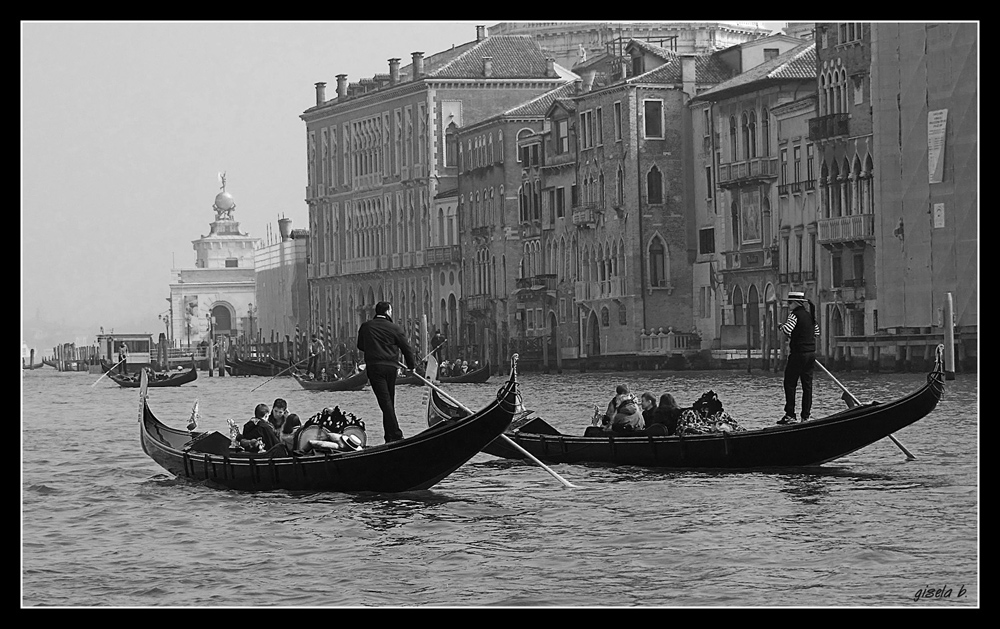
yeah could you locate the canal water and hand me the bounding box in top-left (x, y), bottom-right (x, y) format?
top-left (21, 364), bottom-right (978, 607)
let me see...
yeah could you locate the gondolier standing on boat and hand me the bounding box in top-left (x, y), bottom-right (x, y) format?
top-left (778, 291), bottom-right (821, 424)
top-left (307, 334), bottom-right (325, 379)
top-left (357, 301), bottom-right (416, 443)
top-left (118, 342), bottom-right (129, 375)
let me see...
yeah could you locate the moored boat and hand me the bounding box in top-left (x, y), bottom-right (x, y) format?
top-left (430, 350), bottom-right (946, 469)
top-left (136, 356), bottom-right (522, 492)
top-left (398, 363), bottom-right (491, 385)
top-left (291, 368), bottom-right (369, 391)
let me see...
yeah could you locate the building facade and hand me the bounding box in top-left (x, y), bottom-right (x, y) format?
top-left (253, 217), bottom-right (310, 353)
top-left (299, 25), bottom-right (576, 361)
top-left (167, 181), bottom-right (259, 350)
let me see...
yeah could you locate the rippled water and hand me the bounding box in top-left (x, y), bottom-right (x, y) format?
top-left (21, 365), bottom-right (979, 607)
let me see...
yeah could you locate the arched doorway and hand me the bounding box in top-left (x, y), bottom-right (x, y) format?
top-left (548, 310), bottom-right (558, 358)
top-left (746, 284), bottom-right (760, 348)
top-left (211, 304), bottom-right (232, 337)
top-left (587, 310), bottom-right (601, 356)
top-left (447, 294), bottom-right (458, 358)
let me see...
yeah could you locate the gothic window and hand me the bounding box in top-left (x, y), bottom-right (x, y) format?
top-left (647, 165), bottom-right (663, 204)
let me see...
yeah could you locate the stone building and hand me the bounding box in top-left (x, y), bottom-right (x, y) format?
top-left (689, 39), bottom-right (816, 351)
top-left (299, 25), bottom-right (575, 357)
top-left (253, 217), bottom-right (310, 353)
top-left (167, 179), bottom-right (259, 350)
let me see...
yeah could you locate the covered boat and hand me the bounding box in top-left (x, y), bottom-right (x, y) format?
top-left (109, 365), bottom-right (198, 388)
top-left (291, 368), bottom-right (368, 391)
top-left (136, 356), bottom-right (523, 492)
top-left (430, 351), bottom-right (946, 469)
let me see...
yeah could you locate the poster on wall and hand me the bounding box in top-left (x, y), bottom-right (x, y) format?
top-left (740, 189), bottom-right (762, 244)
top-left (928, 109), bottom-right (948, 184)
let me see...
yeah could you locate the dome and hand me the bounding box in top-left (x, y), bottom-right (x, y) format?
top-left (214, 191), bottom-right (236, 211)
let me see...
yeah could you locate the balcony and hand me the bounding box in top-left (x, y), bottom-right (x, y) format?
top-left (465, 294), bottom-right (491, 314)
top-left (808, 113), bottom-right (850, 141)
top-left (818, 214), bottom-right (875, 246)
top-left (723, 249), bottom-right (766, 271)
top-left (717, 157), bottom-right (778, 188)
top-left (572, 207), bottom-right (597, 228)
top-left (639, 327), bottom-right (702, 355)
top-left (425, 245), bottom-right (462, 265)
top-left (341, 256), bottom-right (381, 275)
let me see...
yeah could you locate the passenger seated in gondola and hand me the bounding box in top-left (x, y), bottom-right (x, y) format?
top-left (647, 393), bottom-right (681, 436)
top-left (595, 384), bottom-right (643, 433)
top-left (236, 403), bottom-right (281, 452)
top-left (640, 392), bottom-right (658, 427)
top-left (266, 398), bottom-right (289, 433)
top-left (438, 360), bottom-right (451, 379)
top-left (280, 413), bottom-right (302, 450)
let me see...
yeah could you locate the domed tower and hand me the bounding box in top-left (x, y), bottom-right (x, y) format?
top-left (192, 172), bottom-right (259, 269)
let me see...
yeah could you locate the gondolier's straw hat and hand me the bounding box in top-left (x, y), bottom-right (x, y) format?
top-left (787, 291), bottom-right (807, 302)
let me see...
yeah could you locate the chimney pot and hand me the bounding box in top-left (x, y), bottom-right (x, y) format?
top-left (389, 58), bottom-right (400, 85)
top-left (314, 82), bottom-right (326, 106)
top-left (278, 218), bottom-right (292, 241)
top-left (411, 52), bottom-right (424, 79)
top-left (336, 74), bottom-right (348, 99)
top-left (482, 56), bottom-right (493, 78)
top-left (476, 25), bottom-right (486, 41)
top-left (545, 57), bottom-right (555, 78)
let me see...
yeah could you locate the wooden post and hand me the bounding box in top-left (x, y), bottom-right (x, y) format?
top-left (746, 321), bottom-right (752, 373)
top-left (943, 292), bottom-right (956, 380)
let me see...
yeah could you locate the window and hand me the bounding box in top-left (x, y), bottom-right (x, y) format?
top-left (632, 55), bottom-right (644, 76)
top-left (853, 253), bottom-right (865, 282)
top-left (761, 108), bottom-right (770, 155)
top-left (796, 233), bottom-right (803, 271)
top-left (614, 102), bottom-right (622, 141)
top-left (748, 111), bottom-right (757, 158)
top-left (780, 149), bottom-right (788, 185)
top-left (571, 183), bottom-right (578, 207)
top-left (853, 76), bottom-right (864, 105)
top-left (644, 101), bottom-right (663, 138)
top-left (782, 235), bottom-right (790, 273)
top-left (225, 258), bottom-right (238, 268)
top-left (647, 166), bottom-right (662, 204)
top-left (601, 306), bottom-right (610, 327)
top-left (809, 232), bottom-right (817, 272)
top-left (596, 107), bottom-right (603, 145)
top-left (556, 187), bottom-right (565, 218)
top-left (618, 303), bottom-right (627, 325)
top-left (764, 48), bottom-right (779, 61)
top-left (806, 144), bottom-right (814, 181)
top-left (649, 237), bottom-right (666, 286)
top-left (615, 165), bottom-right (624, 206)
top-left (556, 119), bottom-right (568, 154)
top-left (740, 113), bottom-right (750, 160)
top-left (699, 228), bottom-right (715, 254)
top-left (832, 253), bottom-right (843, 287)
top-left (705, 166), bottom-right (713, 199)
top-left (793, 146), bottom-right (801, 183)
top-left (729, 116), bottom-right (738, 161)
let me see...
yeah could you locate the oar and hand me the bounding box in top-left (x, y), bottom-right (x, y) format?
top-left (250, 356), bottom-right (311, 392)
top-left (815, 359), bottom-right (915, 461)
top-left (91, 357), bottom-right (126, 387)
top-left (400, 363), bottom-right (579, 489)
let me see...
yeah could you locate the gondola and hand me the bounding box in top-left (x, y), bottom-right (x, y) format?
top-left (226, 356), bottom-right (281, 377)
top-left (108, 365), bottom-right (198, 388)
top-left (399, 363), bottom-right (491, 385)
top-left (429, 350), bottom-right (946, 469)
top-left (291, 368), bottom-right (369, 391)
top-left (135, 356), bottom-right (522, 493)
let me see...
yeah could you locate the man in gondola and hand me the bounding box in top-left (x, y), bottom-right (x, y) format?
top-left (118, 342), bottom-right (129, 375)
top-left (777, 291), bottom-right (821, 424)
top-left (357, 301), bottom-right (416, 443)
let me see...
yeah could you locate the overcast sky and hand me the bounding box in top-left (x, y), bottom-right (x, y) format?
top-left (21, 20), bottom-right (786, 353)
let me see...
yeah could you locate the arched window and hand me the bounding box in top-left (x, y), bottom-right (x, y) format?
top-left (647, 165), bottom-right (663, 204)
top-left (731, 201), bottom-right (741, 246)
top-left (748, 111), bottom-right (757, 158)
top-left (616, 164), bottom-right (624, 206)
top-left (741, 113), bottom-right (750, 160)
top-left (601, 306), bottom-right (610, 327)
top-left (761, 108), bottom-right (770, 155)
top-left (729, 115), bottom-right (738, 161)
top-left (598, 171), bottom-right (605, 207)
top-left (648, 236), bottom-right (667, 287)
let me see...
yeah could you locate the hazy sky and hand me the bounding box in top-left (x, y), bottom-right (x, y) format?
top-left (21, 20), bottom-right (786, 353)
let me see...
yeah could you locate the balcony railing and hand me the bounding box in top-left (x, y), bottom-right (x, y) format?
top-left (465, 294), bottom-right (491, 313)
top-left (808, 113), bottom-right (850, 141)
top-left (717, 157), bottom-right (778, 187)
top-left (425, 245), bottom-right (462, 265)
top-left (638, 327), bottom-right (702, 355)
top-left (818, 213), bottom-right (875, 244)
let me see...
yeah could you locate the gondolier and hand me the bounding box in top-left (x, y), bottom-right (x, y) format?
top-left (307, 334), bottom-right (325, 379)
top-left (357, 301), bottom-right (416, 443)
top-left (118, 342), bottom-right (129, 375)
top-left (777, 291), bottom-right (821, 424)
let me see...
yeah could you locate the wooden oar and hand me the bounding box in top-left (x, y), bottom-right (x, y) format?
top-left (250, 356), bottom-right (311, 392)
top-left (401, 364), bottom-right (579, 489)
top-left (815, 359), bottom-right (915, 461)
top-left (91, 357), bottom-right (126, 387)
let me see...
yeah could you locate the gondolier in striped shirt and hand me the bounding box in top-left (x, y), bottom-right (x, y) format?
top-left (777, 291), bottom-right (821, 424)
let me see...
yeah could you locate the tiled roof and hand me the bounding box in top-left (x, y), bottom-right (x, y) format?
top-left (504, 82), bottom-right (578, 117)
top-left (428, 36), bottom-right (556, 79)
top-left (625, 40), bottom-right (737, 86)
top-left (692, 42), bottom-right (816, 101)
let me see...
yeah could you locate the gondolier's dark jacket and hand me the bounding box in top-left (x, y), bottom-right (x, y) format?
top-left (357, 315), bottom-right (416, 370)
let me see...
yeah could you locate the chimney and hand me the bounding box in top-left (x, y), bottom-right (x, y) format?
top-left (545, 57), bottom-right (555, 77)
top-left (574, 78), bottom-right (583, 95)
top-left (582, 70), bottom-right (596, 92)
top-left (681, 55), bottom-right (697, 97)
top-left (482, 56), bottom-right (493, 78)
top-left (314, 82), bottom-right (326, 106)
top-left (278, 217), bottom-right (292, 242)
top-left (389, 58), bottom-right (400, 85)
top-left (336, 74), bottom-right (348, 99)
top-left (476, 25), bottom-right (486, 41)
top-left (411, 52), bottom-right (424, 79)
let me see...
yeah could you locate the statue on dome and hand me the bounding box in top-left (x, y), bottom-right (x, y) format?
top-left (213, 171), bottom-right (236, 221)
